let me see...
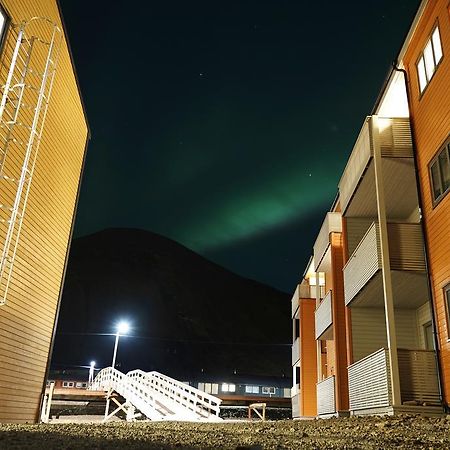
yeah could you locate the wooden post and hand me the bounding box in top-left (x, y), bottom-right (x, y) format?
top-left (372, 116), bottom-right (401, 407)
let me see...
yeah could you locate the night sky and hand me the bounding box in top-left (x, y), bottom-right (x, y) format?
top-left (60, 0), bottom-right (419, 293)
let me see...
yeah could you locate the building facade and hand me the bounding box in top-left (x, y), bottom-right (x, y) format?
top-left (0, 0), bottom-right (88, 423)
top-left (291, 0), bottom-right (449, 417)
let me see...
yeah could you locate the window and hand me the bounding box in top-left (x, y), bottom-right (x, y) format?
top-left (445, 284), bottom-right (450, 337)
top-left (262, 386), bottom-right (276, 395)
top-left (62, 381), bottom-right (75, 388)
top-left (423, 322), bottom-right (434, 350)
top-left (417, 25), bottom-right (443, 93)
top-left (76, 382), bottom-right (87, 389)
top-left (429, 137), bottom-right (450, 205)
top-left (245, 385), bottom-right (259, 394)
top-left (221, 383), bottom-right (236, 393)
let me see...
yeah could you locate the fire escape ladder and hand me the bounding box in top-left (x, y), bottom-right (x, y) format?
top-left (0, 18), bottom-right (62, 306)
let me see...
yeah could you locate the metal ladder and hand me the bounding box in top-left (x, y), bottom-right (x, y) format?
top-left (0, 17), bottom-right (62, 305)
top-left (91, 367), bottom-right (222, 422)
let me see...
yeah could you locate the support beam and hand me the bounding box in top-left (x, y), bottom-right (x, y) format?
top-left (372, 116), bottom-right (401, 407)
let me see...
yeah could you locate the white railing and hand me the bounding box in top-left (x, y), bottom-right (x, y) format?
top-left (344, 222), bottom-right (380, 306)
top-left (348, 348), bottom-right (440, 412)
top-left (398, 349), bottom-right (440, 405)
top-left (292, 284), bottom-right (314, 317)
top-left (91, 367), bottom-right (222, 421)
top-left (292, 337), bottom-right (300, 365)
top-left (313, 212), bottom-right (342, 270)
top-left (317, 375), bottom-right (335, 415)
top-left (348, 348), bottom-right (391, 411)
top-left (315, 290), bottom-right (332, 340)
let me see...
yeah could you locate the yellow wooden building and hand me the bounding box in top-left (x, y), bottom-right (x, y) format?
top-left (0, 0), bottom-right (88, 423)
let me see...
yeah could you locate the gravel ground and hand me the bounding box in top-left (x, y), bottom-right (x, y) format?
top-left (0, 415), bottom-right (449, 449)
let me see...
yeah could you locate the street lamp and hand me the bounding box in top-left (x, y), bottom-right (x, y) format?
top-left (88, 360), bottom-right (95, 386)
top-left (104, 321), bottom-right (130, 421)
top-left (111, 321), bottom-right (130, 369)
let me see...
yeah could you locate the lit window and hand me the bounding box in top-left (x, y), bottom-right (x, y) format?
top-left (262, 386), bottom-right (276, 395)
top-left (245, 385), bottom-right (259, 394)
top-left (416, 24), bottom-right (443, 93)
top-left (221, 383), bottom-right (236, 393)
top-left (429, 137), bottom-right (450, 205)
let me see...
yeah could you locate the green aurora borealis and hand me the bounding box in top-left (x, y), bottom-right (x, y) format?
top-left (62, 0), bottom-right (420, 291)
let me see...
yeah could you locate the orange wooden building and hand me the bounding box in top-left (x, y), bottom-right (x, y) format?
top-left (400, 0), bottom-right (450, 410)
top-left (0, 0), bottom-right (88, 423)
top-left (292, 0), bottom-right (449, 416)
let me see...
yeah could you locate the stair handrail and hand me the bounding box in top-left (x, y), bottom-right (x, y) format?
top-left (91, 367), bottom-right (221, 421)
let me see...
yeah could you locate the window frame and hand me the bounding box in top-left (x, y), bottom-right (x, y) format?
top-left (445, 284), bottom-right (450, 339)
top-left (0, 3), bottom-right (10, 55)
top-left (416, 22), bottom-right (444, 96)
top-left (429, 136), bottom-right (450, 207)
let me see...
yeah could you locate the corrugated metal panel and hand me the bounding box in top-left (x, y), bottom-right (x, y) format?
top-left (398, 349), bottom-right (440, 404)
top-left (348, 348), bottom-right (391, 410)
top-left (315, 290), bottom-right (332, 340)
top-left (292, 337), bottom-right (300, 365)
top-left (378, 118), bottom-right (413, 158)
top-left (317, 375), bottom-right (336, 415)
top-left (313, 212), bottom-right (342, 270)
top-left (344, 223), bottom-right (381, 306)
top-left (339, 118), bottom-right (372, 213)
top-left (388, 223), bottom-right (426, 271)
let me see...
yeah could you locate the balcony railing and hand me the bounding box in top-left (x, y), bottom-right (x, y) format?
top-left (344, 222), bottom-right (426, 306)
top-left (292, 393), bottom-right (300, 418)
top-left (315, 290), bottom-right (332, 340)
top-left (292, 284), bottom-right (315, 317)
top-left (348, 348), bottom-right (440, 412)
top-left (313, 213), bottom-right (342, 270)
top-left (317, 375), bottom-right (336, 415)
top-left (292, 337), bottom-right (300, 365)
top-left (339, 116), bottom-right (412, 213)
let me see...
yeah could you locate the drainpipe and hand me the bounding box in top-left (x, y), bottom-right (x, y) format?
top-left (392, 64), bottom-right (446, 412)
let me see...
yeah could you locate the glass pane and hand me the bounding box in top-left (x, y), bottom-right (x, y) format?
top-left (0, 12), bottom-right (4, 36)
top-left (430, 162), bottom-right (442, 200)
top-left (432, 27), bottom-right (443, 64)
top-left (424, 39), bottom-right (435, 80)
top-left (417, 58), bottom-right (427, 92)
top-left (438, 147), bottom-right (450, 192)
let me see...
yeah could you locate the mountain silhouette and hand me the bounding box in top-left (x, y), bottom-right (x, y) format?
top-left (52, 228), bottom-right (291, 380)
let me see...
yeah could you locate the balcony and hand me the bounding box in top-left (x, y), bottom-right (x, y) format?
top-left (315, 290), bottom-right (332, 340)
top-left (338, 116), bottom-right (415, 218)
top-left (317, 375), bottom-right (336, 416)
top-left (292, 283), bottom-right (315, 317)
top-left (292, 337), bottom-right (300, 365)
top-left (348, 348), bottom-right (440, 414)
top-left (313, 212), bottom-right (342, 271)
top-left (344, 222), bottom-right (427, 307)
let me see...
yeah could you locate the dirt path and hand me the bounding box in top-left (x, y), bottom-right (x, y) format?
top-left (0, 415), bottom-right (449, 449)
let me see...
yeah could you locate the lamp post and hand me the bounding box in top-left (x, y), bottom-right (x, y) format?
top-left (88, 360), bottom-right (95, 386)
top-left (104, 321), bottom-right (130, 421)
top-left (111, 321), bottom-right (129, 369)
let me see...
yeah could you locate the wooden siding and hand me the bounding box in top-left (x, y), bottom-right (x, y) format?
top-left (0, 0), bottom-right (87, 423)
top-left (351, 308), bottom-right (419, 363)
top-left (402, 0), bottom-right (450, 407)
top-left (295, 298), bottom-right (317, 418)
